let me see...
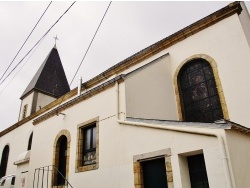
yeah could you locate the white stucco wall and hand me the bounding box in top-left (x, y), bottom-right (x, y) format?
top-left (18, 91), bottom-right (56, 122)
top-left (123, 12), bottom-right (250, 127)
top-left (15, 163), bottom-right (29, 188)
top-left (26, 87), bottom-right (117, 188)
top-left (36, 92), bottom-right (56, 111)
top-left (2, 5), bottom-right (250, 188)
top-left (225, 130), bottom-right (250, 188)
top-left (125, 54), bottom-right (178, 120)
top-left (23, 84), bottom-right (228, 188)
top-left (239, 2), bottom-right (250, 48)
top-left (0, 121), bottom-right (33, 180)
top-left (19, 93), bottom-right (34, 121)
top-left (105, 10), bottom-right (250, 127)
top-left (166, 14), bottom-right (250, 127)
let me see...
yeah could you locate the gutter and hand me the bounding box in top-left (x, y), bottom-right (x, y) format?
top-left (115, 81), bottom-right (235, 188)
top-left (32, 75), bottom-right (124, 125)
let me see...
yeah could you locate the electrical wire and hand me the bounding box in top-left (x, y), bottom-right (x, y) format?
top-left (0, 1), bottom-right (52, 82)
top-left (69, 1), bottom-right (112, 86)
top-left (55, 1), bottom-right (112, 112)
top-left (0, 1), bottom-right (76, 87)
top-left (0, 37), bottom-right (46, 95)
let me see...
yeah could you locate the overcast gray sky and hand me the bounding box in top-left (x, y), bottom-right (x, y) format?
top-left (0, 1), bottom-right (249, 131)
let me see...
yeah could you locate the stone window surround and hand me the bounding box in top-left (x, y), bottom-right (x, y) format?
top-left (133, 148), bottom-right (173, 188)
top-left (76, 117), bottom-right (99, 173)
top-left (52, 129), bottom-right (71, 188)
top-left (173, 54), bottom-right (229, 121)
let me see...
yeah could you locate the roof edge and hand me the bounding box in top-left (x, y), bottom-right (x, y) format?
top-left (0, 2), bottom-right (243, 137)
top-left (21, 88), bottom-right (63, 100)
top-left (81, 1), bottom-right (242, 90)
top-left (126, 117), bottom-right (232, 129)
top-left (0, 75), bottom-right (125, 136)
top-left (227, 120), bottom-right (250, 134)
top-left (20, 48), bottom-right (53, 99)
top-left (126, 117), bottom-right (250, 135)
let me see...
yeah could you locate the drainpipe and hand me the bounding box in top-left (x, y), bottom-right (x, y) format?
top-left (78, 77), bottom-right (82, 96)
top-left (115, 81), bottom-right (235, 188)
top-left (115, 81), bottom-right (119, 120)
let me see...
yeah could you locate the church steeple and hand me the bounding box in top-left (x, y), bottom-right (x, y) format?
top-left (21, 47), bottom-right (70, 99)
top-left (19, 46), bottom-right (70, 120)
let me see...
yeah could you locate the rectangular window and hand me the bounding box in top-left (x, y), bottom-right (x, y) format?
top-left (187, 154), bottom-right (209, 188)
top-left (11, 176), bottom-right (15, 185)
top-left (22, 104), bottom-right (28, 119)
top-left (76, 117), bottom-right (99, 172)
top-left (82, 124), bottom-right (96, 166)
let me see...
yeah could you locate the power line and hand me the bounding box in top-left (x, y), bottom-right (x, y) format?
top-left (0, 37), bottom-right (46, 95)
top-left (0, 1), bottom-right (76, 87)
top-left (69, 1), bottom-right (112, 86)
top-left (0, 1), bottom-right (52, 82)
top-left (56, 1), bottom-right (112, 113)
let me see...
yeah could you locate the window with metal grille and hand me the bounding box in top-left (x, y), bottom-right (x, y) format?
top-left (82, 124), bottom-right (96, 166)
top-left (187, 154), bottom-right (209, 188)
top-left (178, 58), bottom-right (223, 123)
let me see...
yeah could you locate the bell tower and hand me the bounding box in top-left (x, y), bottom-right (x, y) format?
top-left (18, 46), bottom-right (70, 121)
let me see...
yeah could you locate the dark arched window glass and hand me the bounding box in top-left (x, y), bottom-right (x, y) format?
top-left (178, 58), bottom-right (223, 123)
top-left (27, 132), bottom-right (33, 150)
top-left (0, 145), bottom-right (10, 178)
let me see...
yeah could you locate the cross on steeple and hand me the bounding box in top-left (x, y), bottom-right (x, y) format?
top-left (53, 35), bottom-right (59, 48)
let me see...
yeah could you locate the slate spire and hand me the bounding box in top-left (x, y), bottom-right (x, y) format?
top-left (21, 46), bottom-right (70, 99)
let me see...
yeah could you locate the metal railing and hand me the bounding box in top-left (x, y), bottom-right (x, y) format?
top-left (33, 165), bottom-right (73, 188)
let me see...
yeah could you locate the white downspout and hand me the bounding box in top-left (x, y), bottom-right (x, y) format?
top-left (78, 77), bottom-right (82, 96)
top-left (115, 81), bottom-right (235, 188)
top-left (115, 81), bottom-right (119, 120)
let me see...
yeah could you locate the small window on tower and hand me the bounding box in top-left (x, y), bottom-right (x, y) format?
top-left (22, 104), bottom-right (28, 119)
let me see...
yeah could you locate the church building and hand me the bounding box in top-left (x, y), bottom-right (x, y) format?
top-left (1, 1), bottom-right (250, 188)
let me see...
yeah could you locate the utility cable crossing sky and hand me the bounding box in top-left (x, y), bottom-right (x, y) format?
top-left (0, 1), bottom-right (52, 82)
top-left (69, 1), bottom-right (112, 86)
top-left (0, 1), bottom-right (76, 87)
top-left (55, 1), bottom-right (112, 111)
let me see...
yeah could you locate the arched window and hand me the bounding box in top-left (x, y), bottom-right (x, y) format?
top-left (178, 58), bottom-right (223, 123)
top-left (0, 145), bottom-right (10, 178)
top-left (27, 132), bottom-right (33, 150)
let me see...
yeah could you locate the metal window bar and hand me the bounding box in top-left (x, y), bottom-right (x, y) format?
top-left (33, 165), bottom-right (73, 188)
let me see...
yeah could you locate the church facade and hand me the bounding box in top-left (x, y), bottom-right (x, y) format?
top-left (1, 2), bottom-right (250, 188)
